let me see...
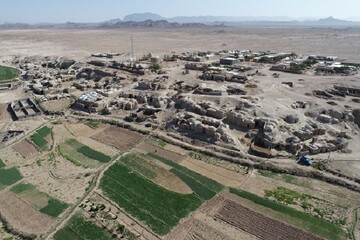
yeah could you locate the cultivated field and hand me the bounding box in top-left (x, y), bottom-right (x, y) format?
top-left (148, 153), bottom-right (223, 200)
top-left (12, 139), bottom-right (40, 158)
top-left (11, 183), bottom-right (68, 218)
top-left (54, 213), bottom-right (112, 240)
top-left (180, 157), bottom-right (246, 188)
top-left (120, 153), bottom-right (192, 194)
top-left (58, 138), bottom-right (111, 168)
top-left (215, 199), bottom-right (322, 240)
top-left (92, 125), bottom-right (143, 151)
top-left (100, 161), bottom-right (203, 235)
top-left (0, 167), bottom-right (22, 189)
top-left (0, 65), bottom-right (19, 82)
top-left (164, 217), bottom-right (233, 240)
top-left (65, 121), bottom-right (105, 138)
top-left (228, 188), bottom-right (346, 240)
top-left (30, 126), bottom-right (52, 150)
top-left (0, 191), bottom-right (56, 235)
top-left (138, 142), bottom-right (186, 162)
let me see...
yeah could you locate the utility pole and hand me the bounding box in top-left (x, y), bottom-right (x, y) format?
top-left (130, 34), bottom-right (134, 62)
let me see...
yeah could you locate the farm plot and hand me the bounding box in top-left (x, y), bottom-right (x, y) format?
top-left (58, 138), bottom-right (111, 168)
top-left (243, 170), bottom-right (358, 229)
top-left (138, 142), bottom-right (186, 162)
top-left (11, 183), bottom-right (68, 218)
top-left (0, 159), bottom-right (5, 168)
top-left (120, 153), bottom-right (192, 194)
top-left (0, 65), bottom-right (20, 82)
top-left (148, 153), bottom-right (223, 200)
top-left (12, 139), bottom-right (40, 158)
top-left (180, 158), bottom-right (246, 188)
top-left (66, 122), bottom-right (103, 137)
top-left (30, 126), bottom-right (52, 150)
top-left (92, 125), bottom-right (143, 151)
top-left (215, 199), bottom-right (323, 240)
top-left (100, 162), bottom-right (202, 235)
top-left (265, 186), bottom-right (348, 224)
top-left (229, 188), bottom-right (346, 240)
top-left (0, 167), bottom-right (22, 190)
top-left (0, 191), bottom-right (55, 235)
top-left (53, 214), bottom-right (112, 240)
top-left (165, 217), bottom-right (233, 240)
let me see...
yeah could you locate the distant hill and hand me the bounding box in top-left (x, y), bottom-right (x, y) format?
top-left (318, 16), bottom-right (348, 23)
top-left (124, 12), bottom-right (164, 22)
top-left (99, 19), bottom-right (205, 28)
top-left (1, 13), bottom-right (360, 29)
top-left (123, 13), bottom-right (295, 23)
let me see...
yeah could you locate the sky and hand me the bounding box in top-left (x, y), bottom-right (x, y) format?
top-left (1, 0), bottom-right (360, 23)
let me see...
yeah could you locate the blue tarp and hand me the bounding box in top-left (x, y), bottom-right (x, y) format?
top-left (298, 156), bottom-right (312, 166)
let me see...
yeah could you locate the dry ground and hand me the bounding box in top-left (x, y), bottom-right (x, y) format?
top-left (65, 122), bottom-right (106, 138)
top-left (41, 98), bottom-right (73, 112)
top-left (92, 125), bottom-right (144, 151)
top-left (1, 28), bottom-right (360, 62)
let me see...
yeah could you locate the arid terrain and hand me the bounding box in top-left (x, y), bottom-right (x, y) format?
top-left (0, 27), bottom-right (359, 240)
top-left (1, 28), bottom-right (360, 62)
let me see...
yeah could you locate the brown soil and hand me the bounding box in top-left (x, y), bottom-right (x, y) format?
top-left (92, 125), bottom-right (143, 151)
top-left (181, 158), bottom-right (246, 188)
top-left (76, 136), bottom-right (119, 157)
top-left (12, 139), bottom-right (40, 158)
top-left (41, 98), bottom-right (73, 112)
top-left (165, 217), bottom-right (233, 240)
top-left (214, 199), bottom-right (322, 240)
top-left (140, 155), bottom-right (192, 194)
top-left (0, 191), bottom-right (56, 235)
top-left (65, 122), bottom-right (103, 138)
top-left (137, 142), bottom-right (186, 162)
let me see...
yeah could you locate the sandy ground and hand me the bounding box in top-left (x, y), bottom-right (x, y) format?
top-left (1, 28), bottom-right (360, 62)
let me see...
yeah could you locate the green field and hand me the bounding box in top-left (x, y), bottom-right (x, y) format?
top-left (0, 168), bottom-right (22, 187)
top-left (147, 153), bottom-right (223, 200)
top-left (54, 214), bottom-right (112, 240)
top-left (11, 183), bottom-right (68, 218)
top-left (30, 126), bottom-right (52, 150)
top-left (0, 65), bottom-right (20, 82)
top-left (100, 161), bottom-right (202, 235)
top-left (230, 188), bottom-right (346, 240)
top-left (40, 199), bottom-right (69, 217)
top-left (59, 139), bottom-right (111, 167)
top-left (119, 154), bottom-right (157, 179)
top-left (0, 159), bottom-right (5, 168)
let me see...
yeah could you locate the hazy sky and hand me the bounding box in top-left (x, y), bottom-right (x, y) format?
top-left (1, 0), bottom-right (360, 23)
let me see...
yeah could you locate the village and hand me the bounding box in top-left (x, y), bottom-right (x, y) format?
top-left (4, 49), bottom-right (359, 161)
top-left (0, 46), bottom-right (360, 240)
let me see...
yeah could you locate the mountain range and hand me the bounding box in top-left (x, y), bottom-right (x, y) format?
top-left (1, 13), bottom-right (360, 29)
